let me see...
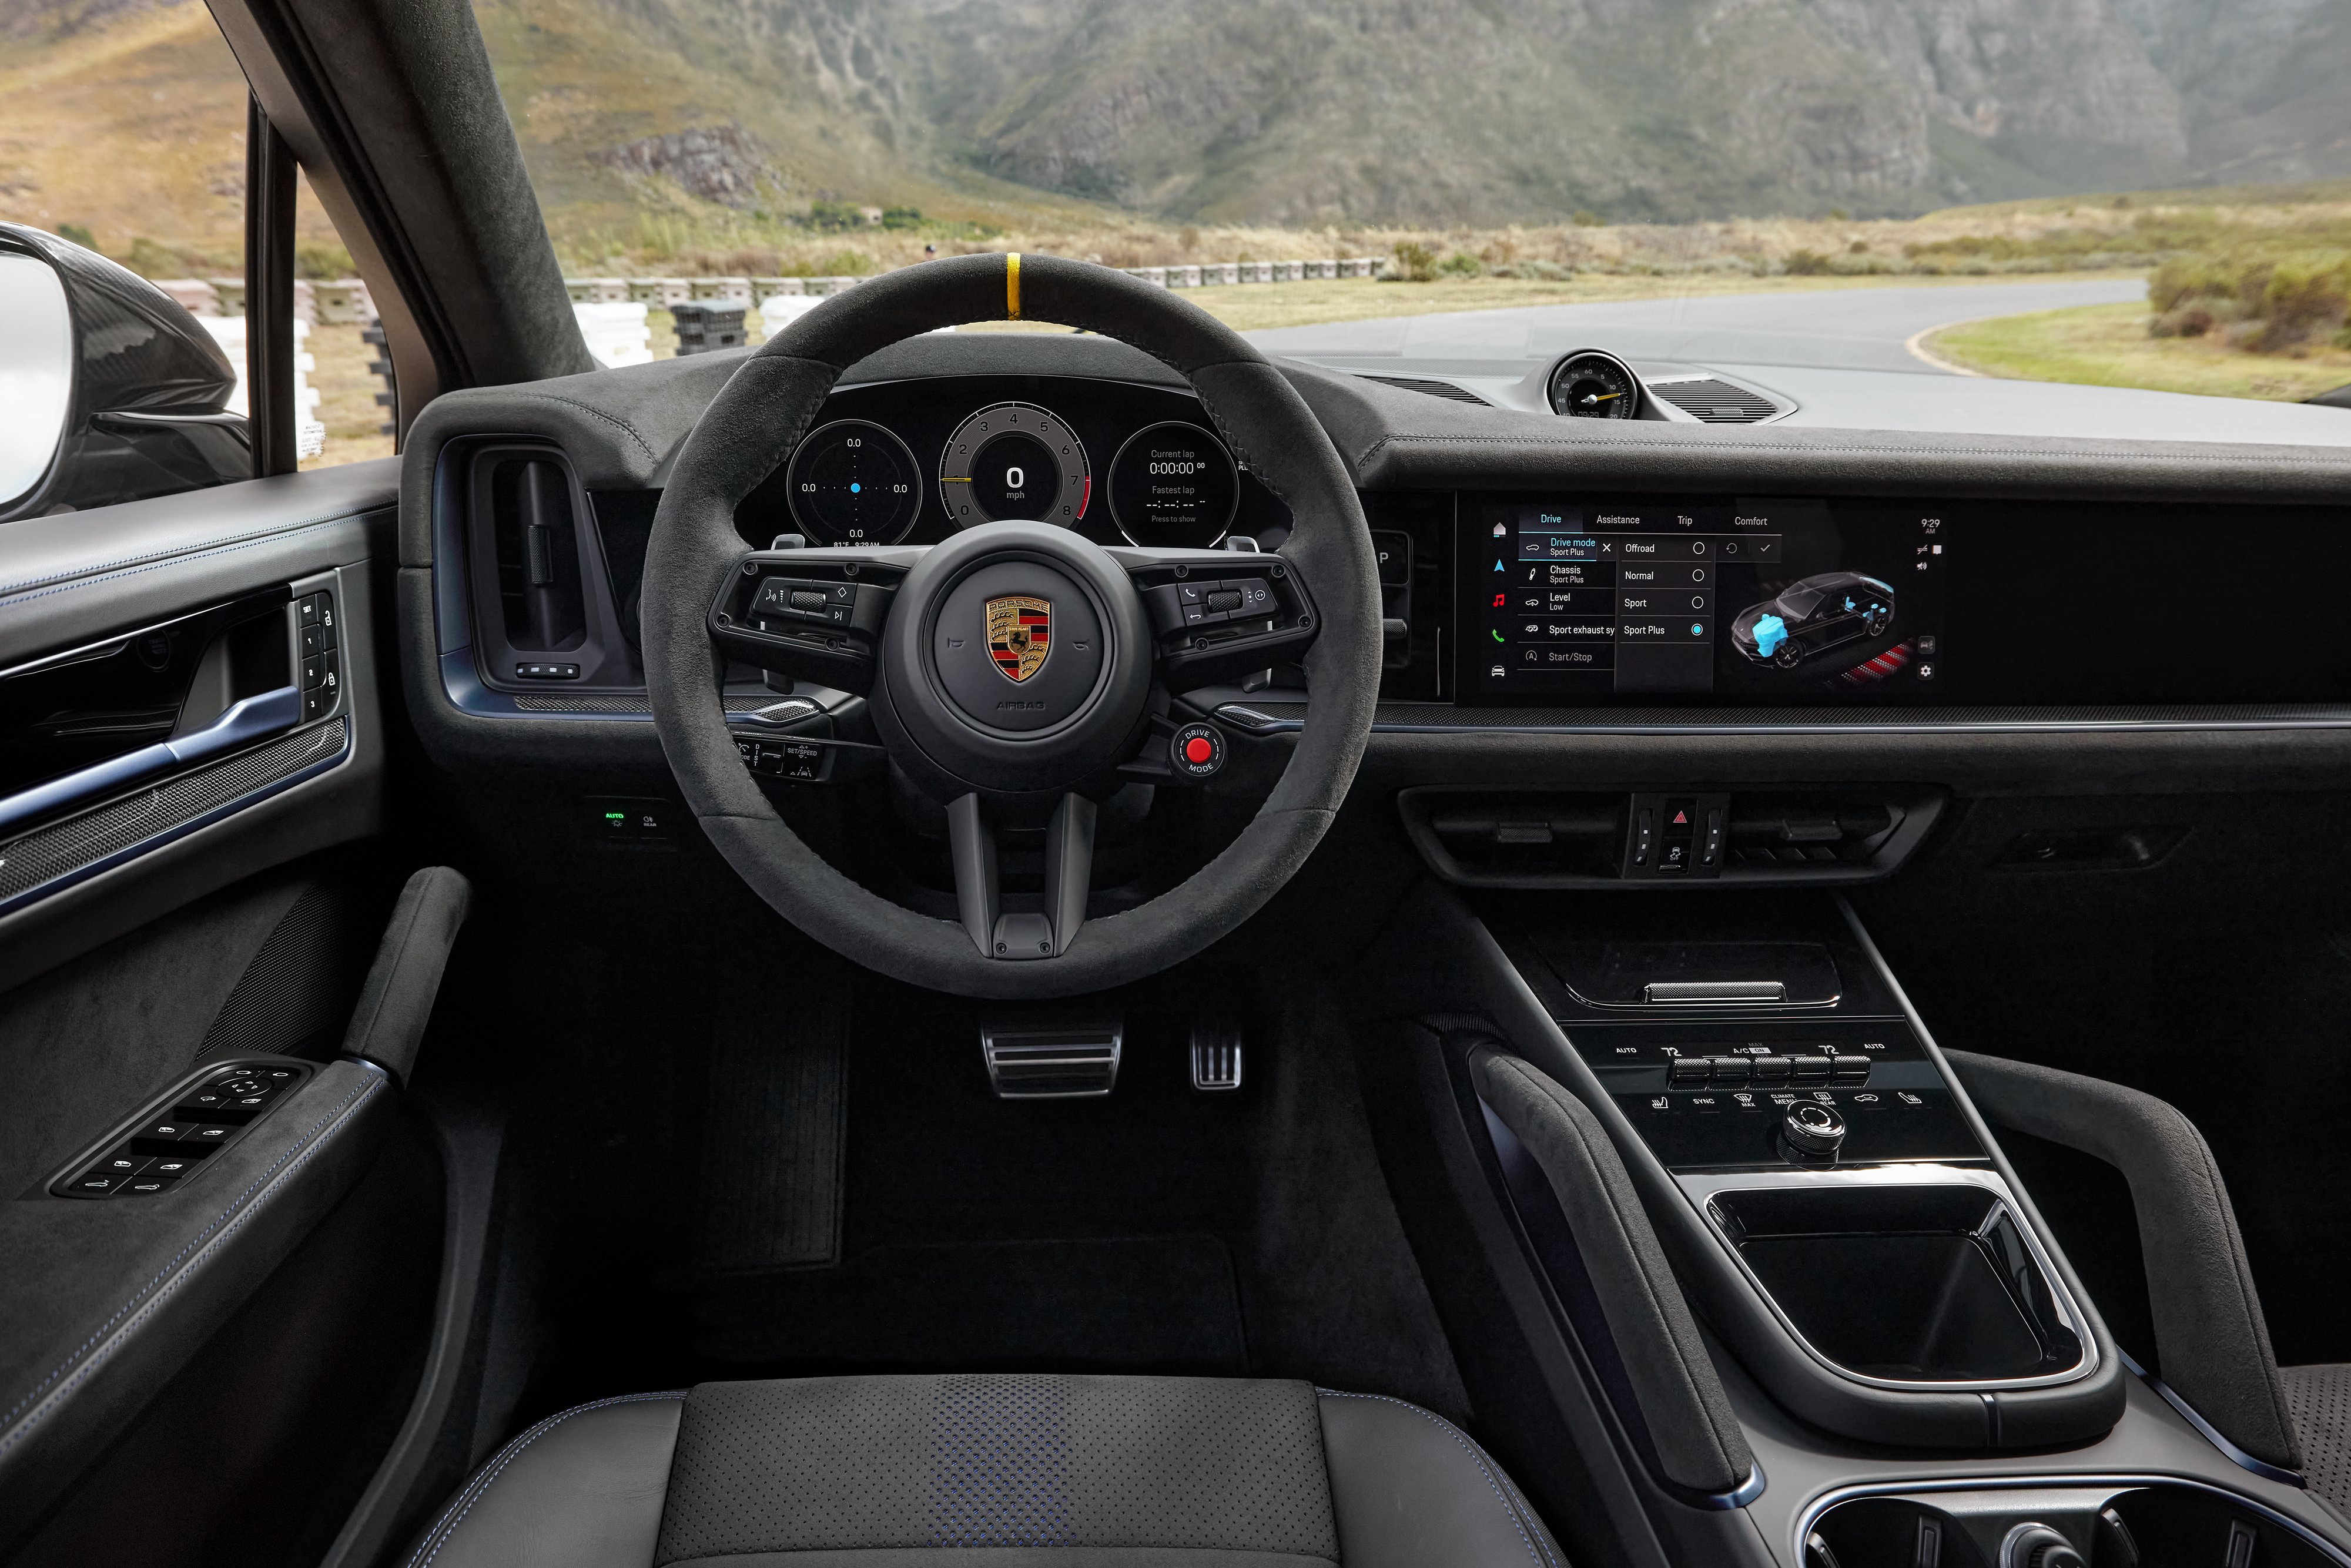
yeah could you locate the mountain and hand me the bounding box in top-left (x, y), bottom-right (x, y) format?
top-left (478, 0), bottom-right (2351, 225)
top-left (6, 0), bottom-right (2351, 250)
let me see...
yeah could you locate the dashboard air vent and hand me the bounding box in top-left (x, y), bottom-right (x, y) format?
top-left (1359, 374), bottom-right (1489, 406)
top-left (487, 457), bottom-right (585, 651)
top-left (1649, 378), bottom-right (1777, 424)
top-left (1399, 786), bottom-right (1944, 888)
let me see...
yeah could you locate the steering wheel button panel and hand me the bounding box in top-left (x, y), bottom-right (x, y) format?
top-left (753, 578), bottom-right (856, 626)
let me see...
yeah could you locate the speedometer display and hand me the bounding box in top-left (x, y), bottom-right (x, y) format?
top-left (938, 402), bottom-right (1091, 527)
top-left (1107, 421), bottom-right (1239, 548)
top-left (785, 419), bottom-right (922, 543)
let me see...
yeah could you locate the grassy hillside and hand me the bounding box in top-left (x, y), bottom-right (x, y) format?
top-left (0, 0), bottom-right (344, 270)
top-left (472, 0), bottom-right (1115, 263)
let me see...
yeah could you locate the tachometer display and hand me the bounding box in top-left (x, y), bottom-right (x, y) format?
top-left (785, 420), bottom-right (922, 544)
top-left (939, 402), bottom-right (1091, 526)
top-left (1548, 350), bottom-right (1642, 419)
top-left (1107, 421), bottom-right (1239, 548)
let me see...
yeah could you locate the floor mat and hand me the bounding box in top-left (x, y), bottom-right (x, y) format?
top-left (695, 1234), bottom-right (1248, 1376)
top-left (694, 971), bottom-right (849, 1275)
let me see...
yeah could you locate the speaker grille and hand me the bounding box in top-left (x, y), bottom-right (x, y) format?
top-left (1359, 374), bottom-right (1489, 405)
top-left (0, 719), bottom-right (347, 907)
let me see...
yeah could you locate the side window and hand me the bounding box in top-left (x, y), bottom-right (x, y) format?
top-left (0, 3), bottom-right (394, 524)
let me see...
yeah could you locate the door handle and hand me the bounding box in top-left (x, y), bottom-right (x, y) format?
top-left (0, 685), bottom-right (304, 836)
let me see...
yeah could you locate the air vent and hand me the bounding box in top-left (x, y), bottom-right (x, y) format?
top-left (488, 458), bottom-right (585, 650)
top-left (1359, 374), bottom-right (1489, 406)
top-left (1649, 378), bottom-right (1778, 424)
top-left (1720, 793), bottom-right (1900, 869)
top-left (1411, 793), bottom-right (1629, 881)
top-left (1400, 786), bottom-right (1944, 888)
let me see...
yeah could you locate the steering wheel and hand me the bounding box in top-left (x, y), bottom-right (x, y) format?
top-left (641, 253), bottom-right (1382, 999)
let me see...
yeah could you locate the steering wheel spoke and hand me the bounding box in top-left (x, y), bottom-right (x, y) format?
top-left (1108, 545), bottom-right (1319, 691)
top-left (949, 792), bottom-right (1097, 960)
top-left (707, 547), bottom-right (917, 695)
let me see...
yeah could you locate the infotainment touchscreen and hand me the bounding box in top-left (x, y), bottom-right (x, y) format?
top-left (1457, 494), bottom-right (1948, 703)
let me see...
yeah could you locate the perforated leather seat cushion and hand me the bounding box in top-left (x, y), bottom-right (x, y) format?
top-left (404, 1374), bottom-right (1564, 1568)
top-left (2283, 1364), bottom-right (2351, 1514)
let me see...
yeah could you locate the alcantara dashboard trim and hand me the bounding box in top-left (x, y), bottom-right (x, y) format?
top-left (1212, 701), bottom-right (2351, 736)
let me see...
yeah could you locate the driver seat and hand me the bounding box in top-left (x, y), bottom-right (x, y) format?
top-left (404, 1373), bottom-right (1562, 1568)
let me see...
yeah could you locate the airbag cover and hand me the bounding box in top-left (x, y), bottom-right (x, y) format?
top-left (932, 561), bottom-right (1104, 734)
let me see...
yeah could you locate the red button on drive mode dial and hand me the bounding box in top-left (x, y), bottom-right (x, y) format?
top-left (1171, 722), bottom-right (1225, 778)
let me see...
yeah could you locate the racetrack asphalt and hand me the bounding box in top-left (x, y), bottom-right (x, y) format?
top-left (1244, 277), bottom-right (2148, 374)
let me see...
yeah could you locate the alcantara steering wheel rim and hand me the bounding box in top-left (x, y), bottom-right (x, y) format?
top-left (639, 253), bottom-right (1383, 999)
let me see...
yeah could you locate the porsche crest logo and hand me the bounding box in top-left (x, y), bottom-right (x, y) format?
top-left (986, 595), bottom-right (1051, 683)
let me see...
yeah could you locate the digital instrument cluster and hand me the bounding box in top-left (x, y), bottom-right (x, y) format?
top-left (741, 376), bottom-right (1265, 551)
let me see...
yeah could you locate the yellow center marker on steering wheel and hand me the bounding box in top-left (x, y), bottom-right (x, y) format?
top-left (1006, 252), bottom-right (1021, 320)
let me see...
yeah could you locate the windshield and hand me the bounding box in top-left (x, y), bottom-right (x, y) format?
top-left (453, 0), bottom-right (2351, 438)
top-left (1777, 585), bottom-right (1826, 619)
top-left (19, 0), bottom-right (2348, 442)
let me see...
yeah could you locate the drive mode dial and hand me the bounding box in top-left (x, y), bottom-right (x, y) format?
top-left (939, 402), bottom-right (1091, 527)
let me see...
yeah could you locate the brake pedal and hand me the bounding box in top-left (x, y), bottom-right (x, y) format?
top-left (982, 1021), bottom-right (1122, 1098)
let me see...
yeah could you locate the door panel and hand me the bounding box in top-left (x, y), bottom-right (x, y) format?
top-left (0, 461), bottom-right (396, 991)
top-left (0, 458), bottom-right (425, 1556)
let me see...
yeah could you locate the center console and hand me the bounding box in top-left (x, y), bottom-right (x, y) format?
top-left (1498, 898), bottom-right (2117, 1449)
top-left (1358, 885), bottom-right (2351, 1568)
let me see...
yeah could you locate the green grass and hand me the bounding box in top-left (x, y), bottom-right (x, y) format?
top-left (1925, 301), bottom-right (2351, 402)
top-left (1138, 268), bottom-right (2145, 334)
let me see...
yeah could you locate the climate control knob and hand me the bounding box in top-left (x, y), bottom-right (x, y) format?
top-left (1780, 1101), bottom-right (1846, 1160)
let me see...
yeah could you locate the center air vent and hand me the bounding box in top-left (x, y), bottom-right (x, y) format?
top-left (1399, 786), bottom-right (1944, 888)
top-left (1648, 378), bottom-right (1778, 423)
top-left (1359, 374), bottom-right (1489, 406)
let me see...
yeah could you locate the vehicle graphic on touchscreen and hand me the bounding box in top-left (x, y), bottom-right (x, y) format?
top-left (1731, 572), bottom-right (1896, 669)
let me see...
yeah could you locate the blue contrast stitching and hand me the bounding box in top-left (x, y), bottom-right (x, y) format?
top-left (1317, 1389), bottom-right (1557, 1568)
top-left (0, 520), bottom-right (361, 616)
top-left (0, 502), bottom-right (386, 600)
top-left (407, 1392), bottom-right (688, 1568)
top-left (0, 1071), bottom-right (386, 1451)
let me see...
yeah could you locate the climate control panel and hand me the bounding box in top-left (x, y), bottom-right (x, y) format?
top-left (1568, 1020), bottom-right (1985, 1171)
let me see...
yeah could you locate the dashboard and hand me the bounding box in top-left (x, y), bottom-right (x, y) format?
top-left (419, 334), bottom-right (2351, 757)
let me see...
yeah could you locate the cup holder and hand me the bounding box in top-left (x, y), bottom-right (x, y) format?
top-left (1709, 1183), bottom-right (2087, 1385)
top-left (1804, 1482), bottom-right (2333, 1568)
